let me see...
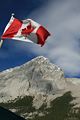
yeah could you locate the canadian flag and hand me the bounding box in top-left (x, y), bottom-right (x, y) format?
top-left (1, 16), bottom-right (50, 46)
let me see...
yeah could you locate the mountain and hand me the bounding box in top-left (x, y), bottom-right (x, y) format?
top-left (0, 56), bottom-right (80, 120)
top-left (0, 56), bottom-right (66, 102)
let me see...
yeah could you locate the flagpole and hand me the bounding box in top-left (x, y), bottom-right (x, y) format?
top-left (0, 39), bottom-right (3, 48)
top-left (11, 13), bottom-right (15, 17)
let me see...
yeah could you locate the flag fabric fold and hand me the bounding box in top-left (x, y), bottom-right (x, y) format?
top-left (1, 16), bottom-right (50, 46)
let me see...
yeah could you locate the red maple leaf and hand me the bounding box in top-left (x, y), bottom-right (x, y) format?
top-left (21, 23), bottom-right (35, 37)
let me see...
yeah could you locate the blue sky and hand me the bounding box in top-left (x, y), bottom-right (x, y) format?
top-left (0, 0), bottom-right (48, 69)
top-left (0, 0), bottom-right (80, 78)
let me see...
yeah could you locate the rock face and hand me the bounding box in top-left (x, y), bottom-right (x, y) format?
top-left (0, 56), bottom-right (80, 120)
top-left (0, 56), bottom-right (66, 103)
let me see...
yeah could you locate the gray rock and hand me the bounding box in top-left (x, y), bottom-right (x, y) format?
top-left (0, 56), bottom-right (80, 120)
top-left (0, 56), bottom-right (67, 103)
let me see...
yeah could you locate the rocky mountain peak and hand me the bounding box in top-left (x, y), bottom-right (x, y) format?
top-left (0, 56), bottom-right (80, 120)
top-left (0, 56), bottom-right (66, 103)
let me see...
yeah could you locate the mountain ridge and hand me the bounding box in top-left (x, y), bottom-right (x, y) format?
top-left (0, 56), bottom-right (80, 120)
top-left (0, 56), bottom-right (67, 102)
